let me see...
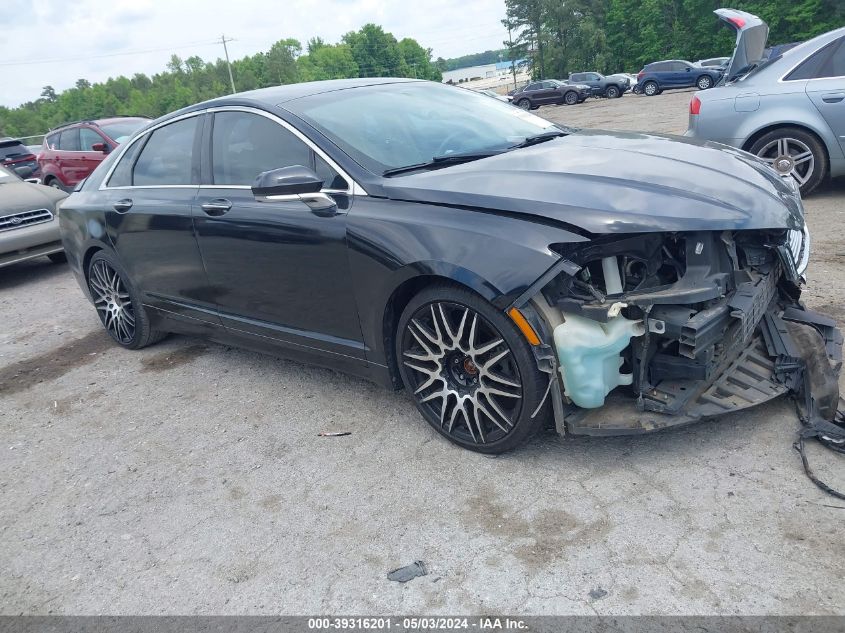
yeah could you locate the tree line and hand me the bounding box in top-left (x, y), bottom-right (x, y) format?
top-left (503, 0), bottom-right (845, 80)
top-left (0, 24), bottom-right (442, 139)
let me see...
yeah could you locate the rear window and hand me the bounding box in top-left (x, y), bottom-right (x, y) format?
top-left (0, 141), bottom-right (31, 160)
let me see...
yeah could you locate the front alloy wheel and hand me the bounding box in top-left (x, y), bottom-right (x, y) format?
top-left (397, 285), bottom-right (547, 453)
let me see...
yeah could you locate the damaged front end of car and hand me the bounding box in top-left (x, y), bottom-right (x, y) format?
top-left (514, 226), bottom-right (843, 436)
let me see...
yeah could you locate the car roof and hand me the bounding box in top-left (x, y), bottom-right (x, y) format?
top-left (48, 116), bottom-right (151, 133)
top-left (209, 77), bottom-right (421, 107)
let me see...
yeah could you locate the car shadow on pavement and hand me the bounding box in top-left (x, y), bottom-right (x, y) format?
top-left (0, 258), bottom-right (69, 291)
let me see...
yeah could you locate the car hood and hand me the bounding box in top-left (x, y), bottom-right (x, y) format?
top-left (1, 180), bottom-right (67, 215)
top-left (716, 8), bottom-right (769, 82)
top-left (379, 130), bottom-right (803, 235)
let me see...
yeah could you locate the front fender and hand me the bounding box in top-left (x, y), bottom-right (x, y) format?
top-left (346, 197), bottom-right (588, 366)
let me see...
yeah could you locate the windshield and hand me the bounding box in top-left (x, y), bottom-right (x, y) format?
top-left (285, 82), bottom-right (556, 174)
top-left (99, 119), bottom-right (148, 144)
top-left (0, 165), bottom-right (19, 183)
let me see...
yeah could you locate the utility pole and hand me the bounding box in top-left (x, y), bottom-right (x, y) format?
top-left (221, 34), bottom-right (236, 94)
top-left (508, 26), bottom-right (518, 91)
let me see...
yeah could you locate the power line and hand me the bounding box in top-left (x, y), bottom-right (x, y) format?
top-left (0, 39), bottom-right (222, 68)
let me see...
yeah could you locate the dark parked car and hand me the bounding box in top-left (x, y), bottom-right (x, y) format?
top-left (38, 116), bottom-right (150, 191)
top-left (511, 80), bottom-right (591, 109)
top-left (60, 78), bottom-right (841, 453)
top-left (0, 138), bottom-right (40, 181)
top-left (568, 72), bottom-right (629, 98)
top-left (636, 60), bottom-right (723, 96)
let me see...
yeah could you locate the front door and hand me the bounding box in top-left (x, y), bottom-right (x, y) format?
top-left (193, 109), bottom-right (366, 362)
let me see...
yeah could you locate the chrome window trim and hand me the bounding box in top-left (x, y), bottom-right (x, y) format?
top-left (100, 106), bottom-right (366, 196)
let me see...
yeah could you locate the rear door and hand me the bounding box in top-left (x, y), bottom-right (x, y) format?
top-left (193, 107), bottom-right (365, 363)
top-left (794, 36), bottom-right (845, 156)
top-left (100, 113), bottom-right (216, 324)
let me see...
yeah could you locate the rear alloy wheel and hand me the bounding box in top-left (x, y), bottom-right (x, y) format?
top-left (87, 251), bottom-right (166, 349)
top-left (643, 81), bottom-right (659, 96)
top-left (396, 285), bottom-right (547, 453)
top-left (696, 75), bottom-right (713, 90)
top-left (516, 99), bottom-right (530, 110)
top-left (605, 85), bottom-right (620, 99)
top-left (564, 91), bottom-right (579, 105)
top-left (750, 127), bottom-right (828, 196)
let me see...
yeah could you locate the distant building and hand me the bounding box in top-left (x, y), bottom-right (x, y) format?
top-left (442, 59), bottom-right (527, 85)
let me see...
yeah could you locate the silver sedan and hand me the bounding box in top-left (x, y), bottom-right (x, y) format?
top-left (686, 8), bottom-right (845, 196)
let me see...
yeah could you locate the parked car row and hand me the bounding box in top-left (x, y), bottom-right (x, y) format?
top-left (510, 79), bottom-right (592, 109)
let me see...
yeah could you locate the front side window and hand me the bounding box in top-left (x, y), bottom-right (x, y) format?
top-left (211, 112), bottom-right (313, 186)
top-left (286, 82), bottom-right (556, 174)
top-left (59, 128), bottom-right (80, 151)
top-left (133, 117), bottom-right (198, 186)
top-left (79, 128), bottom-right (104, 151)
top-left (99, 119), bottom-right (148, 144)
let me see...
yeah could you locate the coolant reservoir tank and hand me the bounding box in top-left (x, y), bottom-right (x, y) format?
top-left (553, 313), bottom-right (645, 409)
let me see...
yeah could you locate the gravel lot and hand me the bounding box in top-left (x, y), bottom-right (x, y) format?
top-left (2, 88), bottom-right (844, 616)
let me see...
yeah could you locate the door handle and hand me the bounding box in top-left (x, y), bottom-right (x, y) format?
top-left (822, 93), bottom-right (845, 103)
top-left (113, 199), bottom-right (133, 213)
top-left (201, 199), bottom-right (233, 216)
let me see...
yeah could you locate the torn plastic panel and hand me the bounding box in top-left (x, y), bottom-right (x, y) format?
top-left (513, 228), bottom-right (842, 436)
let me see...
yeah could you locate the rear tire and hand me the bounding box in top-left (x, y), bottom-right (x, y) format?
top-left (87, 250), bottom-right (167, 350)
top-left (564, 91), bottom-right (578, 105)
top-left (643, 81), bottom-right (659, 96)
top-left (46, 177), bottom-right (65, 191)
top-left (749, 127), bottom-right (828, 196)
top-left (396, 283), bottom-right (548, 454)
top-left (516, 98), bottom-right (530, 110)
top-left (605, 85), bottom-right (620, 99)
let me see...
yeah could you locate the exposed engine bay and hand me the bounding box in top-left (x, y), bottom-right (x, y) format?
top-left (520, 228), bottom-right (843, 437)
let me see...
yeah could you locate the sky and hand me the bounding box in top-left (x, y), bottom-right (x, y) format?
top-left (0, 0), bottom-right (509, 108)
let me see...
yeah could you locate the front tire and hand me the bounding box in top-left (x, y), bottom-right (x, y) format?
top-left (87, 251), bottom-right (166, 350)
top-left (643, 81), bottom-right (659, 96)
top-left (749, 127), bottom-right (828, 196)
top-left (696, 75), bottom-right (713, 90)
top-left (396, 284), bottom-right (548, 454)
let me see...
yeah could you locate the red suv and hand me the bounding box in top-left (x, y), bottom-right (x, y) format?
top-left (38, 117), bottom-right (150, 190)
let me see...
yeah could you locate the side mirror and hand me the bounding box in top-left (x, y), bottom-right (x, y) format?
top-left (251, 165), bottom-right (336, 214)
top-left (686, 67), bottom-right (691, 72)
top-left (91, 142), bottom-right (109, 153)
top-left (14, 165), bottom-right (34, 179)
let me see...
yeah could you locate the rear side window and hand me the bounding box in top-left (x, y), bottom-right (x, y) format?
top-left (570, 73), bottom-right (584, 82)
top-left (107, 138), bottom-right (145, 187)
top-left (211, 111), bottom-right (312, 186)
top-left (133, 117), bottom-right (198, 186)
top-left (786, 37), bottom-right (845, 80)
top-left (59, 128), bottom-right (80, 151)
top-left (525, 83), bottom-right (541, 91)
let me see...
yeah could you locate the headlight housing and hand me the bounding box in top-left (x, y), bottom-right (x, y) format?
top-left (788, 224), bottom-right (811, 277)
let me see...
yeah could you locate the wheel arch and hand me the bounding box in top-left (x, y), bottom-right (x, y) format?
top-left (381, 267), bottom-right (503, 390)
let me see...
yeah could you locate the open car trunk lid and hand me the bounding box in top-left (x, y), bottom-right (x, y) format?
top-left (716, 8), bottom-right (769, 82)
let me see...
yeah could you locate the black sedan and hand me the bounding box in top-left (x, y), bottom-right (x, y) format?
top-left (60, 79), bottom-right (842, 453)
top-left (510, 80), bottom-right (591, 109)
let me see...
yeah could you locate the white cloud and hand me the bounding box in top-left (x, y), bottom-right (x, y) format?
top-left (0, 0), bottom-right (508, 107)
